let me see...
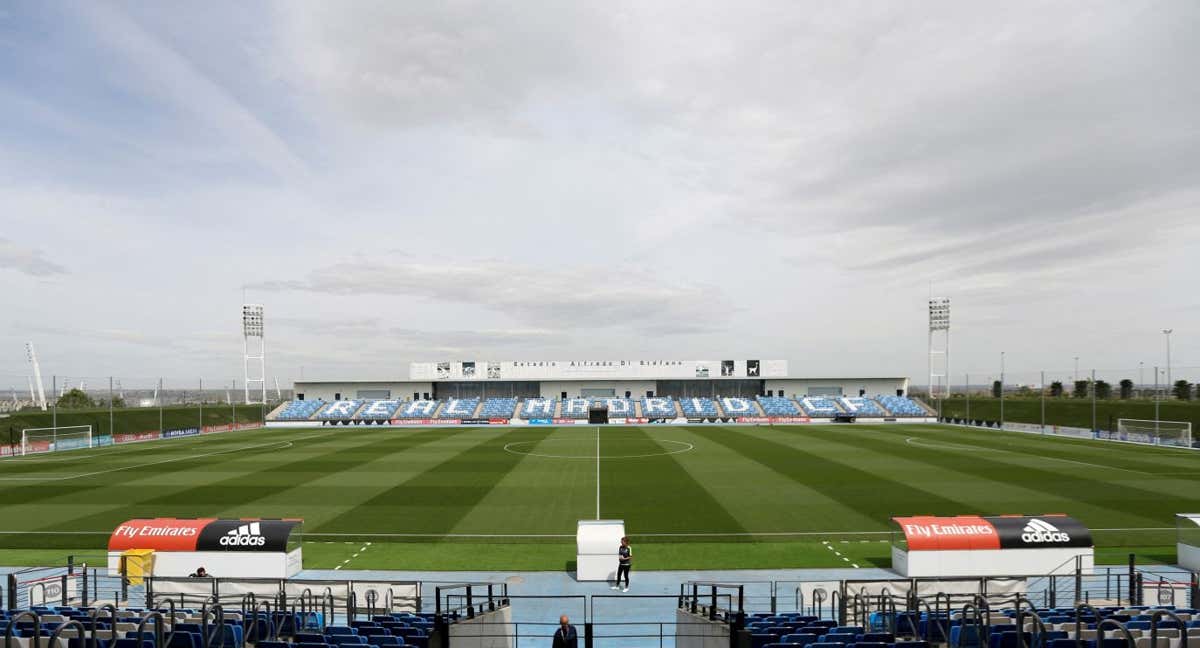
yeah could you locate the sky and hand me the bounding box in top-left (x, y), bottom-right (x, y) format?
top-left (1, 1), bottom-right (1198, 390)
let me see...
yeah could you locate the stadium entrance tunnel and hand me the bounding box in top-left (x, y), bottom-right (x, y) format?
top-left (588, 404), bottom-right (609, 424)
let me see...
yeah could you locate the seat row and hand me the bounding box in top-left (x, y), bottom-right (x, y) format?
top-left (273, 394), bottom-right (932, 421)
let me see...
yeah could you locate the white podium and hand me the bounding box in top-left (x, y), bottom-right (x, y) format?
top-left (575, 519), bottom-right (625, 581)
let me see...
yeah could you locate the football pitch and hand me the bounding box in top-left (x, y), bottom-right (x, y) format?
top-left (0, 423), bottom-right (1196, 571)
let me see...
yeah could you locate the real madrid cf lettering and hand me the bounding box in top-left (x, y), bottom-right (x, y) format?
top-left (890, 514), bottom-right (1094, 577)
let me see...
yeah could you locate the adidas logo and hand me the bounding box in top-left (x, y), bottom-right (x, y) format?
top-left (219, 522), bottom-right (266, 547)
top-left (1020, 518), bottom-right (1070, 543)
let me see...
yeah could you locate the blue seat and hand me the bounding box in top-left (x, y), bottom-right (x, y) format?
top-left (950, 624), bottom-right (983, 648)
top-left (833, 627), bottom-right (864, 635)
top-left (329, 635), bottom-right (365, 645)
top-left (824, 633), bottom-right (857, 645)
top-left (371, 638), bottom-right (404, 647)
top-left (325, 626), bottom-right (356, 636)
top-left (111, 640), bottom-right (152, 648)
top-left (862, 633), bottom-right (894, 643)
top-left (68, 639), bottom-right (110, 648)
top-left (783, 633), bottom-right (819, 645)
top-left (167, 632), bottom-right (202, 648)
top-left (988, 631), bottom-right (1031, 648)
top-left (752, 635), bottom-right (781, 648)
top-left (297, 643), bottom-right (330, 648)
top-left (359, 627), bottom-right (390, 637)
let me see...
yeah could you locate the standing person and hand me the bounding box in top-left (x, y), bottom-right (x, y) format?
top-left (614, 536), bottom-right (632, 592)
top-left (552, 615), bottom-right (577, 648)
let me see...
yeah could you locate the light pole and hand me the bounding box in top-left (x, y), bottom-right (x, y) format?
top-left (1000, 351), bottom-right (1006, 429)
top-left (1139, 361), bottom-right (1144, 399)
top-left (1074, 356), bottom-right (1079, 384)
top-left (1163, 329), bottom-right (1173, 393)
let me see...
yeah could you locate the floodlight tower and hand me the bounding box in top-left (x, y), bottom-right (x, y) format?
top-left (242, 304), bottom-right (267, 405)
top-left (928, 298), bottom-right (951, 408)
top-left (24, 342), bottom-right (47, 411)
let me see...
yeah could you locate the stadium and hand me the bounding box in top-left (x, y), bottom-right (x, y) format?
top-left (4, 3), bottom-right (1200, 648)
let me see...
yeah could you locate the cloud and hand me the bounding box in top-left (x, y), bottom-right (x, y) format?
top-left (0, 238), bottom-right (67, 277)
top-left (253, 258), bottom-right (729, 335)
top-left (71, 3), bottom-right (310, 183)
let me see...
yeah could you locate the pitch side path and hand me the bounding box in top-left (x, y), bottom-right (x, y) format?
top-left (0, 423), bottom-right (1196, 570)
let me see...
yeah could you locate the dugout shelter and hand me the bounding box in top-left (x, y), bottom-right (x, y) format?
top-left (108, 517), bottom-right (304, 579)
top-left (891, 514), bottom-right (1094, 577)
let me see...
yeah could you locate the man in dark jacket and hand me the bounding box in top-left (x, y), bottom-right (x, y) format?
top-left (552, 615), bottom-right (577, 648)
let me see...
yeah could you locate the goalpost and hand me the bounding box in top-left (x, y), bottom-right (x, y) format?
top-left (19, 425), bottom-right (93, 456)
top-left (1116, 419), bottom-right (1193, 448)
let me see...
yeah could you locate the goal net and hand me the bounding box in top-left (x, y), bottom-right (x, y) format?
top-left (20, 425), bottom-right (93, 456)
top-left (1115, 419), bottom-right (1193, 448)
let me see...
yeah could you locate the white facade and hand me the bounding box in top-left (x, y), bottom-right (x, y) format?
top-left (540, 380), bottom-right (658, 399)
top-left (893, 546), bottom-right (1093, 577)
top-left (107, 548), bottom-right (303, 579)
top-left (764, 378), bottom-right (910, 398)
top-left (292, 376), bottom-right (911, 401)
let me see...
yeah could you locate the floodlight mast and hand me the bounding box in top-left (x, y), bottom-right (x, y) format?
top-left (24, 342), bottom-right (47, 411)
top-left (242, 304), bottom-right (267, 405)
top-left (928, 298), bottom-right (951, 408)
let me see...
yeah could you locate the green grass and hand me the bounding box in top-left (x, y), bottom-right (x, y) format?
top-left (0, 404), bottom-right (268, 445)
top-left (940, 396), bottom-right (1200, 431)
top-left (0, 423), bottom-right (1195, 570)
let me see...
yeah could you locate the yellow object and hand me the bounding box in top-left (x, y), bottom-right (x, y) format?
top-left (121, 549), bottom-right (155, 585)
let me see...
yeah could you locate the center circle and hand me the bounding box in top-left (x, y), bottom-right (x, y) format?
top-left (503, 437), bottom-right (694, 459)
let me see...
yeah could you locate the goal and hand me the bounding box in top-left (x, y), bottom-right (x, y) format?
top-left (19, 425), bottom-right (93, 456)
top-left (1116, 419), bottom-right (1193, 448)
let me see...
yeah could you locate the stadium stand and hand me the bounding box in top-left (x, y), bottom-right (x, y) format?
top-left (4, 600), bottom-right (1199, 648)
top-left (876, 395), bottom-right (926, 416)
top-left (478, 397), bottom-right (517, 418)
top-left (757, 396), bottom-right (801, 416)
top-left (838, 397), bottom-right (885, 417)
top-left (641, 396), bottom-right (676, 417)
top-left (276, 399), bottom-right (325, 421)
top-left (680, 397), bottom-right (719, 417)
top-left (355, 399), bottom-right (401, 420)
top-left (437, 398), bottom-right (479, 419)
top-left (395, 400), bottom-right (440, 418)
top-left (560, 398), bottom-right (590, 419)
top-left (316, 400), bottom-right (364, 420)
top-left (720, 397), bottom-right (758, 416)
top-left (598, 398), bottom-right (636, 416)
top-left (518, 398), bottom-right (556, 419)
top-left (798, 397), bottom-right (839, 416)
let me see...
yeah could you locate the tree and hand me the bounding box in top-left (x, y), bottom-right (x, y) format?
top-left (107, 396), bottom-right (127, 408)
top-left (1049, 381), bottom-right (1064, 398)
top-left (1094, 380), bottom-right (1112, 400)
top-left (56, 388), bottom-right (95, 409)
top-left (992, 380), bottom-right (1002, 398)
top-left (1073, 380), bottom-right (1089, 399)
top-left (1173, 379), bottom-right (1194, 401)
top-left (1119, 379), bottom-right (1134, 400)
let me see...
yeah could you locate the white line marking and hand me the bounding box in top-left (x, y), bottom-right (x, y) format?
top-left (0, 427), bottom-right (270, 463)
top-left (503, 438), bottom-right (694, 459)
top-left (904, 437), bottom-right (1148, 473)
top-left (0, 436), bottom-right (320, 481)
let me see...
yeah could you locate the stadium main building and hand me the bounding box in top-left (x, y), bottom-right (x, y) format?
top-left (270, 359), bottom-right (930, 424)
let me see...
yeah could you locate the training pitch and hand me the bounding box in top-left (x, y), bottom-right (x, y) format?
top-left (0, 423), bottom-right (1196, 570)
